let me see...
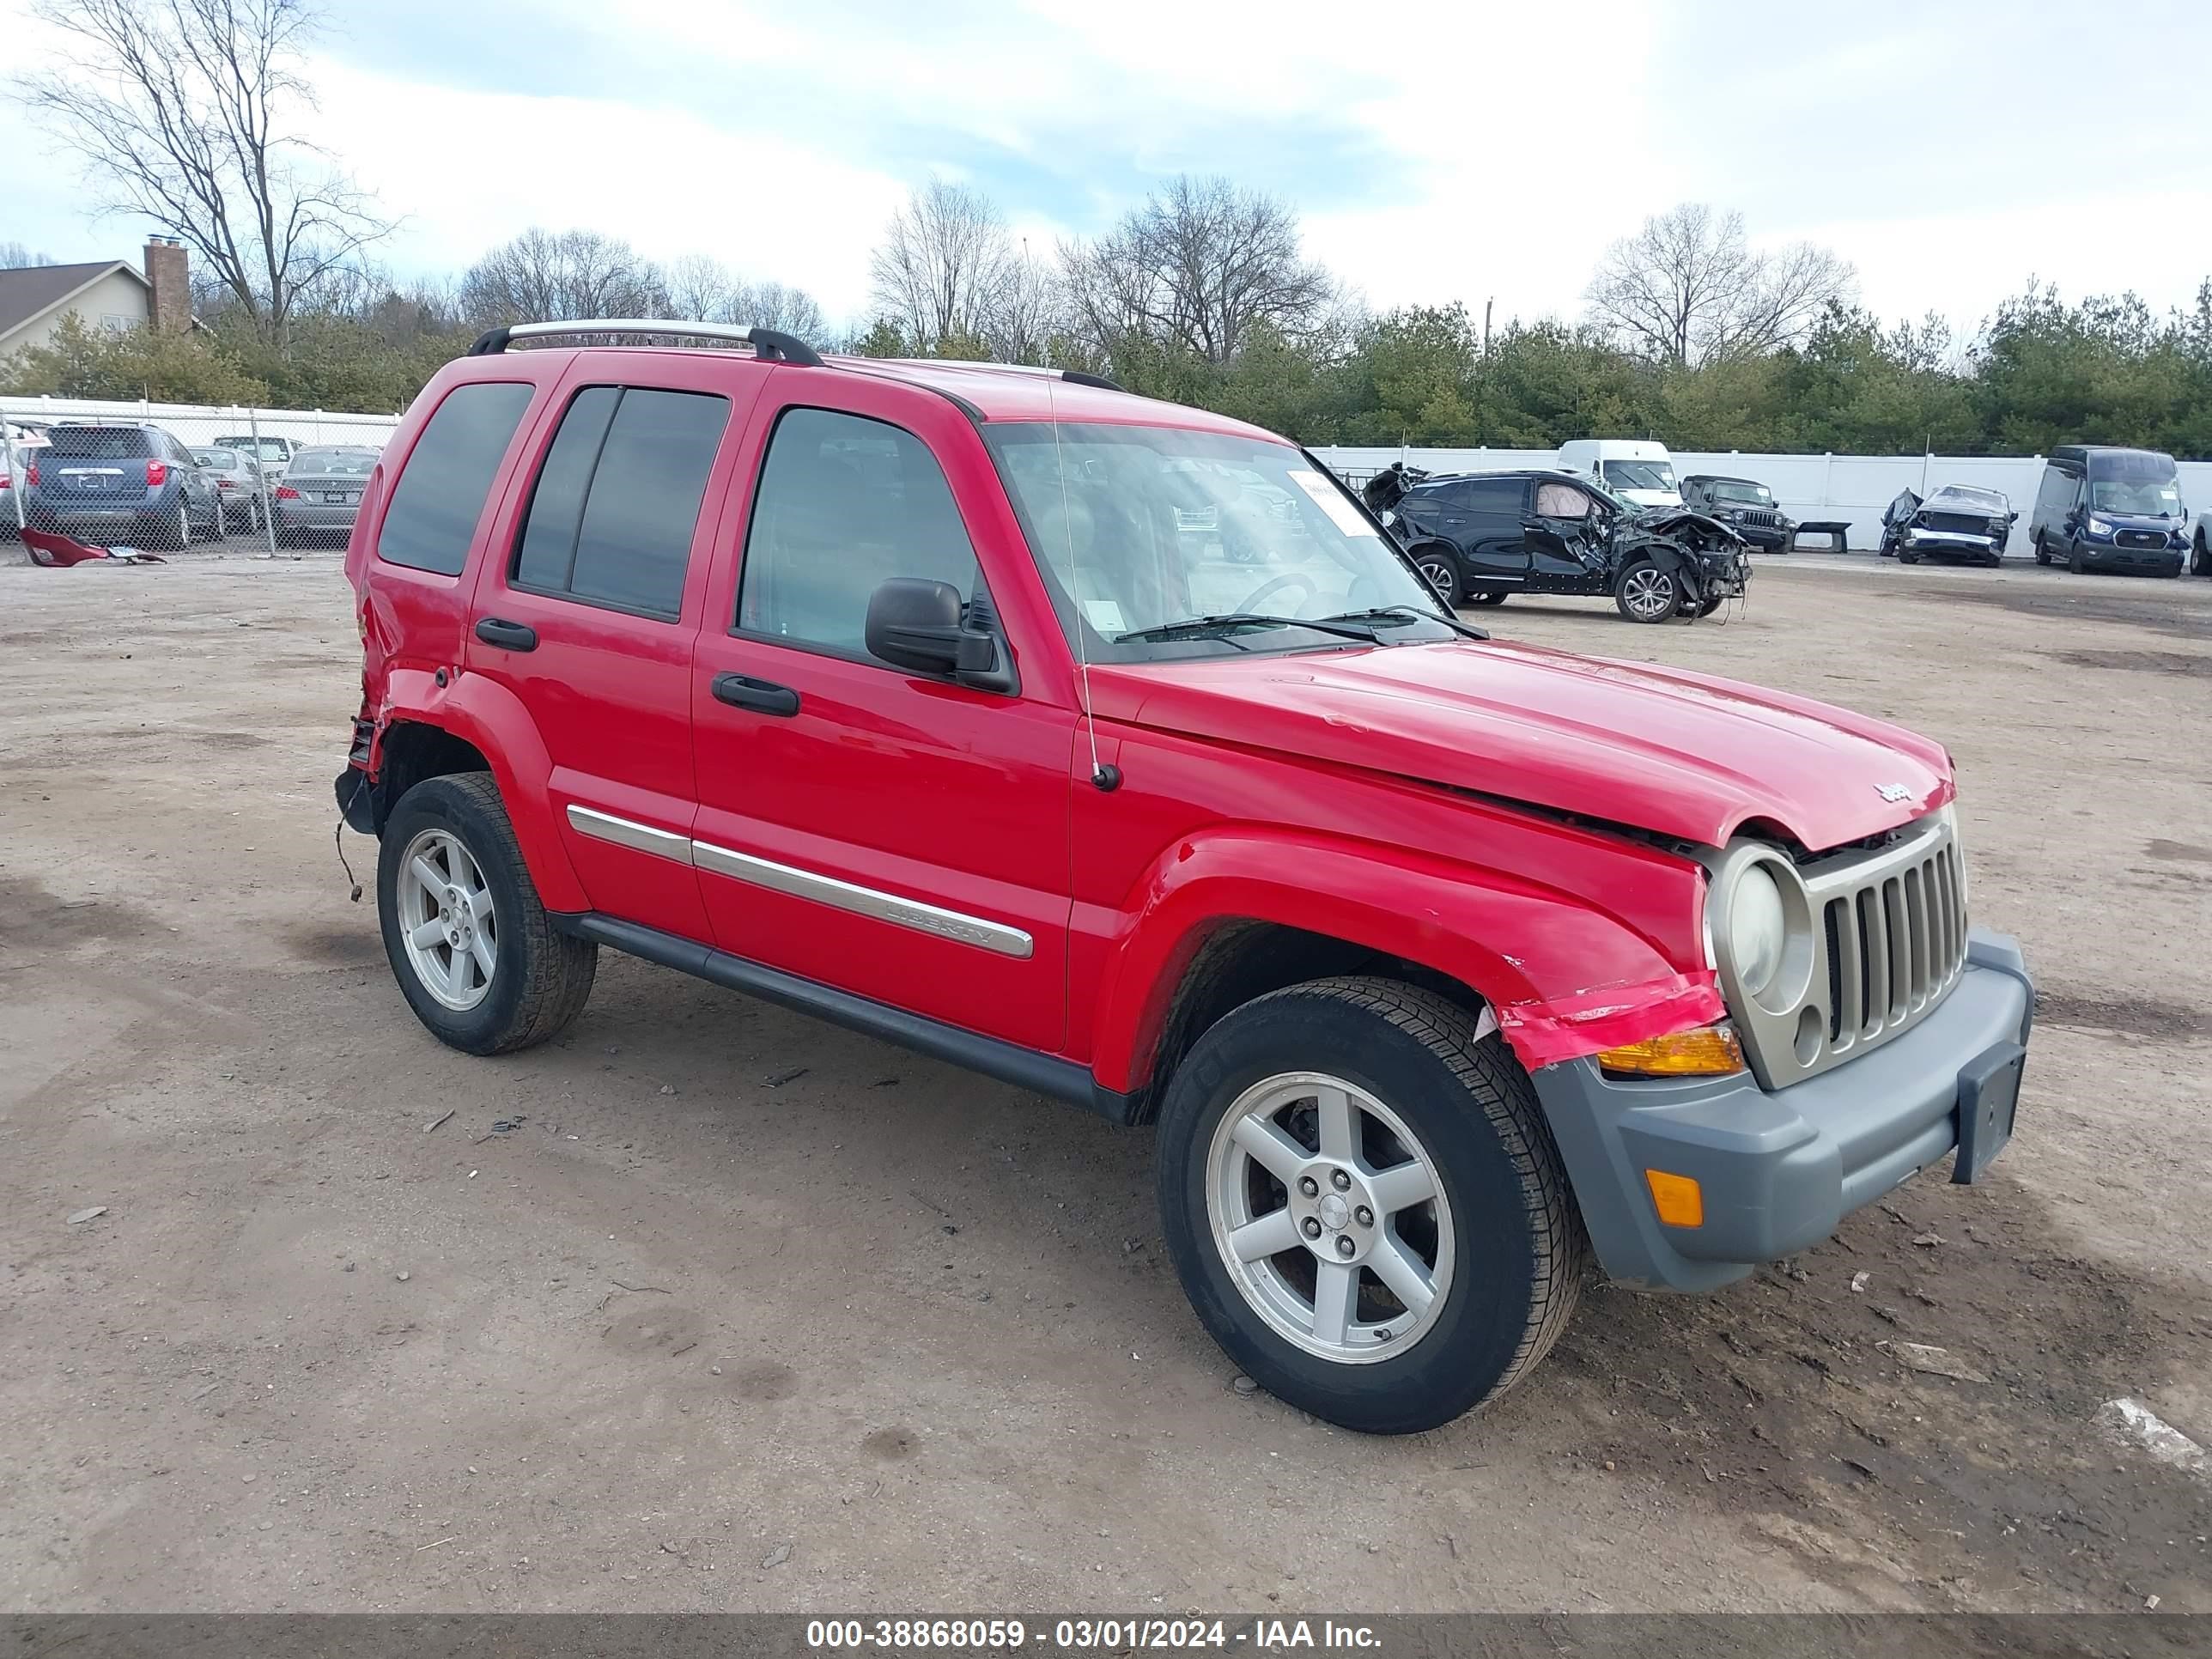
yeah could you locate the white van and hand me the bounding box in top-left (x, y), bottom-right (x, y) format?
top-left (1555, 439), bottom-right (1681, 508)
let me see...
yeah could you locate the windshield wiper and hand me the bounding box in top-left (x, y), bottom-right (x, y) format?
top-left (1115, 612), bottom-right (1385, 645)
top-left (1319, 605), bottom-right (1489, 641)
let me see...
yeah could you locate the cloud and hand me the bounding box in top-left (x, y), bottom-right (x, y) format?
top-left (2, 0), bottom-right (2208, 337)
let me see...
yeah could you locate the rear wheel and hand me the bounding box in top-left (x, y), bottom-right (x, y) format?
top-left (2193, 533), bottom-right (2209, 577)
top-left (1613, 559), bottom-right (1679, 623)
top-left (377, 772), bottom-right (596, 1055)
top-left (1413, 547), bottom-right (1460, 609)
top-left (1156, 979), bottom-right (1586, 1434)
top-left (1898, 550), bottom-right (1920, 564)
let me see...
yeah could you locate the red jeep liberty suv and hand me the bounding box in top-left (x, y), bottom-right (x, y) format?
top-left (339, 321), bottom-right (2035, 1434)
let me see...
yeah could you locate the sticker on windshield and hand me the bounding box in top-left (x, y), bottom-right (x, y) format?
top-left (1285, 466), bottom-right (1379, 539)
top-left (1082, 599), bottom-right (1127, 635)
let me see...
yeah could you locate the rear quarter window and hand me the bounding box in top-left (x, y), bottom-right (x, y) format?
top-left (377, 382), bottom-right (537, 576)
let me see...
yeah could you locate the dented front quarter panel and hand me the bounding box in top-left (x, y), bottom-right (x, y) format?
top-left (1072, 720), bottom-right (1720, 1090)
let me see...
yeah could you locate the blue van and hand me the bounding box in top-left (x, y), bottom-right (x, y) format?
top-left (2027, 446), bottom-right (2185, 577)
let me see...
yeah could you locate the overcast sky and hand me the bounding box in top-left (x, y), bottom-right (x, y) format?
top-left (5, 0), bottom-right (2209, 340)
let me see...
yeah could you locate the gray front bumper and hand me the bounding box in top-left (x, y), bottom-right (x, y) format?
top-left (1529, 928), bottom-right (2034, 1291)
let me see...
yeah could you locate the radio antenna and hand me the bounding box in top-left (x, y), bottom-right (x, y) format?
top-left (1047, 374), bottom-right (1115, 791)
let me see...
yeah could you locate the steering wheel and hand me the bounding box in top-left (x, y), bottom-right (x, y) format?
top-left (1236, 571), bottom-right (1317, 613)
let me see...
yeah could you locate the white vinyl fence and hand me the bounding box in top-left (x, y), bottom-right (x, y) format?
top-left (2, 395), bottom-right (401, 555)
top-left (1311, 446), bottom-right (2212, 556)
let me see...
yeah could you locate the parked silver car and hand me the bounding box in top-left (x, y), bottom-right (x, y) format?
top-left (191, 446), bottom-right (266, 532)
top-left (214, 433), bottom-right (296, 485)
top-left (274, 446), bottom-right (380, 546)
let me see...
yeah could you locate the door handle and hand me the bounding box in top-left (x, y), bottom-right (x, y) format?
top-left (474, 617), bottom-right (538, 652)
top-left (713, 672), bottom-right (800, 717)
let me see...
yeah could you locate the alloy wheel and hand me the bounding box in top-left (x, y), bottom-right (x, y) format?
top-left (1204, 1071), bottom-right (1455, 1364)
top-left (394, 827), bottom-right (499, 1011)
top-left (1622, 566), bottom-right (1675, 620)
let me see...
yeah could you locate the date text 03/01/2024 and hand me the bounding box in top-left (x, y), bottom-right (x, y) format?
top-left (804, 1618), bottom-right (1383, 1651)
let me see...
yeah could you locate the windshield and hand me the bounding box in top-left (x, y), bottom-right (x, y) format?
top-left (1707, 480), bottom-right (1771, 505)
top-left (191, 447), bottom-right (240, 468)
top-left (2090, 479), bottom-right (2181, 516)
top-left (217, 436), bottom-right (290, 460)
top-left (1602, 459), bottom-right (1677, 493)
top-left (293, 448), bottom-right (378, 476)
top-left (986, 422), bottom-right (1455, 660)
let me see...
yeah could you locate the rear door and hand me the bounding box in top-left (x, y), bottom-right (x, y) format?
top-left (465, 353), bottom-right (766, 943)
top-left (689, 373), bottom-right (1076, 1053)
top-left (1456, 475), bottom-right (1535, 586)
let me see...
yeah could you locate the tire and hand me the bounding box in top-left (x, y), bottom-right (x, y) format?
top-left (2193, 534), bottom-right (2209, 578)
top-left (1412, 548), bottom-right (1460, 609)
top-left (1613, 559), bottom-right (1679, 623)
top-left (1898, 551), bottom-right (1919, 564)
top-left (377, 772), bottom-right (596, 1055)
top-left (2068, 544), bottom-right (2086, 575)
top-left (163, 501), bottom-right (189, 551)
top-left (2033, 536), bottom-right (2051, 567)
top-left (1468, 591), bottom-right (1509, 607)
top-left (1692, 591), bottom-right (1725, 617)
top-left (1156, 978), bottom-right (1586, 1435)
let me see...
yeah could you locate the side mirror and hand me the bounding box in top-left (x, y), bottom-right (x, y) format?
top-left (863, 577), bottom-right (1014, 692)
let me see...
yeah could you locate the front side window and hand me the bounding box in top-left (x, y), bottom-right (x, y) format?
top-left (510, 386), bottom-right (730, 619)
top-left (379, 381), bottom-right (536, 575)
top-left (1534, 482), bottom-right (1595, 518)
top-left (738, 406), bottom-right (983, 659)
top-left (986, 422), bottom-right (1455, 662)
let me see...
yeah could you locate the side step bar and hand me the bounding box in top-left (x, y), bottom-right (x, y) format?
top-left (551, 912), bottom-right (1139, 1127)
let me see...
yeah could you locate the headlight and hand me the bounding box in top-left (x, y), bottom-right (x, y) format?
top-left (1727, 866), bottom-right (1789, 997)
top-left (2087, 514), bottom-right (2115, 538)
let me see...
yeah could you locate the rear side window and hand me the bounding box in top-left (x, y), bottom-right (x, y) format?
top-left (378, 381), bottom-right (535, 575)
top-left (1462, 477), bottom-right (1528, 514)
top-left (510, 386), bottom-right (729, 620)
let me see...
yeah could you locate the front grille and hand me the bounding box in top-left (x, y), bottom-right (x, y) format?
top-left (1920, 512), bottom-right (1996, 537)
top-left (2115, 530), bottom-right (2167, 550)
top-left (1723, 811), bottom-right (1968, 1090)
top-left (1735, 508), bottom-right (1784, 528)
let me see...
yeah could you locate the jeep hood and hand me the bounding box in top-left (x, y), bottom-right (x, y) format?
top-left (1088, 641), bottom-right (1952, 852)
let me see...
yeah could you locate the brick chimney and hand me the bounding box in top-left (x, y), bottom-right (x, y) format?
top-left (143, 237), bottom-right (189, 332)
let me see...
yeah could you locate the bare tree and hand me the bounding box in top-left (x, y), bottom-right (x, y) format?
top-left (0, 242), bottom-right (58, 269)
top-left (868, 179), bottom-right (1013, 355)
top-left (1063, 176), bottom-right (1337, 366)
top-left (459, 228), bottom-right (668, 327)
top-left (1583, 203), bottom-right (1856, 368)
top-left (664, 253), bottom-right (827, 343)
top-left (15, 0), bottom-right (394, 343)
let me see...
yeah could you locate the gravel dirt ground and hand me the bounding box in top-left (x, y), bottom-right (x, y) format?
top-left (2, 549), bottom-right (2208, 1615)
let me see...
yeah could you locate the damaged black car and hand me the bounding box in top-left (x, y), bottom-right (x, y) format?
top-left (1366, 466), bottom-right (1750, 623)
top-left (1879, 485), bottom-right (2017, 567)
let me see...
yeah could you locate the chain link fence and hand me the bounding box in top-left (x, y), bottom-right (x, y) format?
top-left (2, 399), bottom-right (400, 560)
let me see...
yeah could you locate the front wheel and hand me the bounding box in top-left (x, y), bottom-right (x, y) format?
top-left (1156, 979), bottom-right (1587, 1435)
top-left (1613, 559), bottom-right (1679, 623)
top-left (377, 772), bottom-right (597, 1055)
top-left (1898, 550), bottom-right (1920, 564)
top-left (2193, 535), bottom-right (2209, 577)
top-left (2068, 544), bottom-right (2087, 575)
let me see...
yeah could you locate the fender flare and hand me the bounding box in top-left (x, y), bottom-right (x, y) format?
top-left (377, 666), bottom-right (588, 913)
top-left (1087, 829), bottom-right (1718, 1092)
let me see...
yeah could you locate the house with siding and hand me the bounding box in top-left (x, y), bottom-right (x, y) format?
top-left (0, 240), bottom-right (193, 361)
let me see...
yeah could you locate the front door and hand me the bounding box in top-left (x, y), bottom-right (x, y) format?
top-left (689, 377), bottom-right (1075, 1054)
top-left (1527, 478), bottom-right (1606, 585)
top-left (1455, 475), bottom-right (1535, 587)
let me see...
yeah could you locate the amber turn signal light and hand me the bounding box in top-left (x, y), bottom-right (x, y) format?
top-left (1644, 1169), bottom-right (1705, 1228)
top-left (1596, 1024), bottom-right (1746, 1079)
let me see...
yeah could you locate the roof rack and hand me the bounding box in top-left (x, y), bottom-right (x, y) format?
top-left (881, 357), bottom-right (1127, 394)
top-left (465, 319), bottom-right (823, 368)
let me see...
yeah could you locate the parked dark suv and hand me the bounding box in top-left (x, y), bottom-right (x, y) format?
top-left (24, 422), bottom-right (222, 550)
top-left (1680, 475), bottom-right (1794, 552)
top-left (1382, 468), bottom-right (1748, 622)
